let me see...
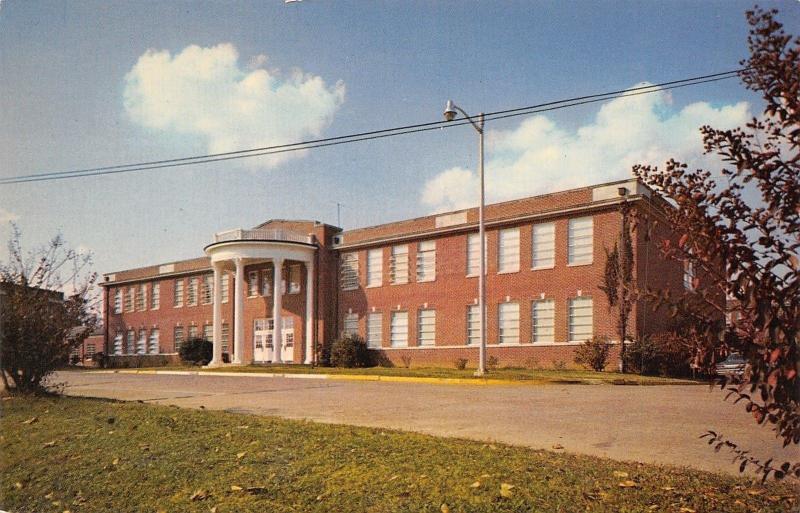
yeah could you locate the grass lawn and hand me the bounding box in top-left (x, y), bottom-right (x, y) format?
top-left (95, 364), bottom-right (700, 385)
top-left (2, 396), bottom-right (796, 513)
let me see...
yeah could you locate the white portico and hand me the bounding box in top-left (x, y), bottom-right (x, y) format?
top-left (204, 228), bottom-right (317, 366)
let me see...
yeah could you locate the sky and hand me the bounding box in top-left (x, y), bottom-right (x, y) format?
top-left (1, 0), bottom-right (798, 279)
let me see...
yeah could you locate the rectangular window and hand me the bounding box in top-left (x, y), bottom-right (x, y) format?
top-left (137, 329), bottom-right (147, 355)
top-left (126, 330), bottom-right (135, 353)
top-left (366, 313), bottom-right (382, 348)
top-left (173, 279), bottom-right (184, 308)
top-left (202, 274), bottom-right (213, 305)
top-left (113, 333), bottom-right (123, 355)
top-left (390, 311), bottom-right (408, 347)
top-left (417, 309), bottom-right (436, 346)
top-left (366, 249), bottom-right (383, 287)
top-left (150, 282), bottom-right (160, 310)
top-left (87, 344), bottom-right (96, 358)
top-left (203, 324), bottom-right (213, 341)
top-left (221, 323), bottom-right (229, 353)
top-left (390, 245), bottom-right (408, 284)
top-left (532, 222), bottom-right (555, 269)
top-left (221, 274), bottom-right (229, 303)
top-left (148, 329), bottom-right (160, 354)
top-left (466, 233), bottom-right (480, 276)
top-left (466, 305), bottom-right (480, 345)
top-left (125, 287), bottom-right (134, 312)
top-left (340, 253), bottom-right (359, 290)
top-left (173, 326), bottom-right (185, 352)
top-left (188, 325), bottom-right (198, 339)
top-left (498, 302), bottom-right (520, 344)
top-left (498, 227), bottom-right (521, 273)
top-left (416, 240), bottom-right (436, 282)
top-left (568, 297), bottom-right (594, 341)
top-left (288, 264), bottom-right (301, 294)
top-left (114, 289), bottom-right (122, 314)
top-left (187, 277), bottom-right (199, 306)
top-left (568, 217), bottom-right (593, 265)
top-left (532, 299), bottom-right (555, 343)
top-left (247, 271), bottom-right (259, 297)
top-left (343, 313), bottom-right (358, 337)
top-left (684, 260), bottom-right (695, 291)
top-left (137, 283), bottom-right (147, 311)
top-left (261, 268), bottom-right (272, 296)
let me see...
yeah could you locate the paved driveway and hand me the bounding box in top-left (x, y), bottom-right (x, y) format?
top-left (56, 371), bottom-right (797, 475)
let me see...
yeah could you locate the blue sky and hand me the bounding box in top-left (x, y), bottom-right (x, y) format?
top-left (1, 0), bottom-right (797, 277)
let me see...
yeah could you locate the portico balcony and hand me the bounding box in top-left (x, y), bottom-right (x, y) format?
top-left (213, 228), bottom-right (313, 245)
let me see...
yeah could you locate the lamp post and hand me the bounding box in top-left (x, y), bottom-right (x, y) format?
top-left (443, 100), bottom-right (487, 376)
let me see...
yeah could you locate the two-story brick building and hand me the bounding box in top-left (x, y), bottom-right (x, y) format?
top-left (99, 178), bottom-right (690, 369)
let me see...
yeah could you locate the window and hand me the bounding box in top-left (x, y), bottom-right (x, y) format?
top-left (288, 264), bottom-right (301, 294)
top-left (261, 268), bottom-right (272, 296)
top-left (498, 303), bottom-right (520, 344)
top-left (416, 240), bottom-right (436, 282)
top-left (203, 324), bottom-right (213, 341)
top-left (466, 233), bottom-right (480, 276)
top-left (137, 283), bottom-right (147, 311)
top-left (498, 228), bottom-right (520, 273)
top-left (202, 274), bottom-right (213, 305)
top-left (343, 313), bottom-right (358, 337)
top-left (148, 329), bottom-right (160, 354)
top-left (173, 326), bottom-right (185, 352)
top-left (137, 329), bottom-right (147, 354)
top-left (114, 289), bottom-right (122, 314)
top-left (417, 309), bottom-right (436, 346)
top-left (125, 287), bottom-right (134, 312)
top-left (113, 333), bottom-right (123, 355)
top-left (150, 282), bottom-right (160, 310)
top-left (684, 260), bottom-right (695, 291)
top-left (390, 245), bottom-right (408, 284)
top-left (221, 323), bottom-right (229, 353)
top-left (568, 217), bottom-right (593, 265)
top-left (187, 277), bottom-right (199, 306)
top-left (340, 253), bottom-right (359, 290)
top-left (87, 344), bottom-right (96, 358)
top-left (390, 311), bottom-right (408, 347)
top-left (532, 299), bottom-right (555, 343)
top-left (568, 297), bottom-right (593, 341)
top-left (466, 305), bottom-right (480, 345)
top-left (366, 249), bottom-right (383, 287)
top-left (188, 325), bottom-right (198, 339)
top-left (367, 313), bottom-right (382, 348)
top-left (126, 330), bottom-right (135, 353)
top-left (173, 279), bottom-right (184, 308)
top-left (247, 271), bottom-right (258, 297)
top-left (532, 222), bottom-right (555, 269)
top-left (221, 274), bottom-right (229, 303)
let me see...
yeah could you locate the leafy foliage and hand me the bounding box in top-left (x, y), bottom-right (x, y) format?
top-left (454, 358), bottom-right (468, 370)
top-left (633, 8), bottom-right (799, 479)
top-left (329, 334), bottom-right (371, 368)
top-left (574, 336), bottom-right (612, 371)
top-left (178, 338), bottom-right (213, 366)
top-left (0, 225), bottom-right (98, 394)
top-left (623, 332), bottom-right (694, 377)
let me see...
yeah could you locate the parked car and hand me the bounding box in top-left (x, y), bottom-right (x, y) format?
top-left (715, 353), bottom-right (747, 378)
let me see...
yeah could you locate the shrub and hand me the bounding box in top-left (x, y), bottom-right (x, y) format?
top-left (179, 338), bottom-right (213, 366)
top-left (624, 332), bottom-right (693, 377)
top-left (92, 352), bottom-right (106, 368)
top-left (486, 355), bottom-right (500, 370)
top-left (552, 360), bottom-right (567, 371)
top-left (523, 356), bottom-right (540, 370)
top-left (574, 336), bottom-right (612, 371)
top-left (330, 335), bottom-right (370, 368)
top-left (454, 358), bottom-right (468, 370)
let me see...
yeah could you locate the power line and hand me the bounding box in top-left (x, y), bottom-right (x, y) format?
top-left (1, 69), bottom-right (745, 185)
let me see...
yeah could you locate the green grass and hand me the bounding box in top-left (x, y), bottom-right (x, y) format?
top-left (2, 396), bottom-right (796, 513)
top-left (99, 364), bottom-right (700, 385)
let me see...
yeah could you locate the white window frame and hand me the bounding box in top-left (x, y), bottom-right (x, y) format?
top-left (466, 305), bottom-right (480, 345)
top-left (532, 222), bottom-right (556, 269)
top-left (261, 268), bottom-right (272, 296)
top-left (532, 299), bottom-right (555, 343)
top-left (288, 264), bottom-right (301, 294)
top-left (137, 283), bottom-right (147, 311)
top-left (125, 287), bottom-right (134, 312)
top-left (390, 311), bottom-right (408, 347)
top-left (150, 282), bottom-right (160, 310)
top-left (343, 313), bottom-right (359, 337)
top-left (366, 248), bottom-right (383, 288)
top-left (340, 253), bottom-right (359, 291)
top-left (148, 329), bottom-right (160, 354)
top-left (568, 217), bottom-right (594, 265)
top-left (187, 277), bottom-right (199, 306)
top-left (201, 274), bottom-right (213, 305)
top-left (188, 325), bottom-right (198, 339)
top-left (221, 323), bottom-right (229, 353)
top-left (247, 271), bottom-right (259, 297)
top-left (498, 302), bottom-right (520, 344)
top-left (498, 227), bottom-right (521, 273)
top-left (113, 333), bottom-right (123, 355)
top-left (137, 329), bottom-right (147, 355)
top-left (126, 330), bottom-right (135, 353)
top-left (173, 325), bottom-right (184, 352)
top-left (203, 324), bottom-right (213, 341)
top-left (367, 312), bottom-right (382, 348)
top-left (390, 245), bottom-right (409, 285)
top-left (173, 279), bottom-right (184, 308)
top-left (221, 274), bottom-right (229, 303)
top-left (417, 309), bottom-right (436, 346)
top-left (114, 289), bottom-right (122, 314)
top-left (466, 233), bottom-right (480, 277)
top-left (416, 240), bottom-right (436, 282)
top-left (568, 296), bottom-right (594, 342)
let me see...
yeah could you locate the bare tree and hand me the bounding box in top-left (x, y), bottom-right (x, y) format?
top-left (600, 202), bottom-right (634, 372)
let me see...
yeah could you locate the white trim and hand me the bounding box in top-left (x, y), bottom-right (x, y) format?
top-left (369, 341), bottom-right (593, 350)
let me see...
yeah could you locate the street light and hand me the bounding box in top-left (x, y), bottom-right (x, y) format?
top-left (442, 100), bottom-right (487, 376)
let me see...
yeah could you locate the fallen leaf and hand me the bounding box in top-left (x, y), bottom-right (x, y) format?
top-left (747, 489), bottom-right (765, 496)
top-left (612, 471), bottom-right (629, 478)
top-left (470, 481), bottom-right (481, 488)
top-left (230, 485), bottom-right (243, 492)
top-left (209, 506), bottom-right (217, 513)
top-left (236, 451), bottom-right (246, 459)
top-left (112, 458), bottom-right (119, 466)
top-left (661, 486), bottom-right (675, 491)
top-left (43, 441), bottom-right (57, 448)
top-left (500, 483), bottom-right (515, 498)
top-left (45, 492), bottom-right (54, 499)
top-left (552, 444), bottom-right (564, 450)
top-left (22, 417), bottom-right (38, 425)
top-left (489, 444), bottom-right (497, 450)
top-left (648, 506), bottom-right (658, 511)
top-left (618, 480), bottom-right (638, 488)
top-left (440, 504), bottom-right (450, 513)
top-left (679, 508), bottom-right (696, 513)
top-left (388, 475), bottom-right (399, 481)
top-left (190, 490), bottom-right (209, 501)
top-left (14, 482), bottom-right (23, 490)
top-left (480, 473), bottom-right (491, 478)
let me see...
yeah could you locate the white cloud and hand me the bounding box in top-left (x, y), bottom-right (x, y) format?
top-left (124, 43), bottom-right (345, 168)
top-left (422, 84), bottom-right (751, 212)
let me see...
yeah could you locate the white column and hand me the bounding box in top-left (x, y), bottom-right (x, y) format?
top-left (304, 259), bottom-right (315, 364)
top-left (232, 258), bottom-right (245, 365)
top-left (209, 262), bottom-right (223, 366)
top-left (272, 258), bottom-right (283, 364)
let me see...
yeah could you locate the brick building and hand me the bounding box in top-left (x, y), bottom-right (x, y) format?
top-left (99, 178), bottom-right (691, 369)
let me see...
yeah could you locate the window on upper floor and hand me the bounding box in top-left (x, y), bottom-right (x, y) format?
top-left (201, 274), bottom-right (213, 304)
top-left (466, 233), bottom-right (482, 276)
top-left (367, 312), bottom-right (382, 348)
top-left (366, 249), bottom-right (383, 287)
top-left (221, 274), bottom-right (229, 303)
top-left (261, 268), bottom-right (272, 296)
top-left (247, 271), bottom-right (259, 297)
top-left (287, 264), bottom-right (300, 294)
top-left (114, 289), bottom-right (122, 314)
top-left (150, 282), bottom-right (160, 310)
top-left (390, 245), bottom-right (408, 284)
top-left (340, 253), bottom-right (359, 290)
top-left (173, 279), bottom-right (184, 308)
top-left (125, 287), bottom-right (134, 312)
top-left (532, 299), bottom-right (555, 343)
top-left (187, 277), bottom-right (199, 306)
top-left (417, 309), bottom-right (436, 346)
top-left (568, 217), bottom-right (593, 265)
top-left (416, 240), bottom-right (436, 282)
top-left (568, 297), bottom-right (593, 342)
top-left (498, 227), bottom-right (520, 273)
top-left (532, 222), bottom-right (556, 269)
top-left (498, 302), bottom-right (520, 344)
top-left (136, 283), bottom-right (147, 311)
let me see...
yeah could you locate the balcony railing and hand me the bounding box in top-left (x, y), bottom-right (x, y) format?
top-left (213, 228), bottom-right (312, 244)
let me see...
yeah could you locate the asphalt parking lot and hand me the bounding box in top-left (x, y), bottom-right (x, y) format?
top-left (56, 371), bottom-right (797, 475)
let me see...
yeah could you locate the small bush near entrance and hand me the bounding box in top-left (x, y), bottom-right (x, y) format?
top-left (624, 332), bottom-right (693, 377)
top-left (486, 355), bottom-right (500, 370)
top-left (178, 338), bottom-right (213, 366)
top-left (454, 358), bottom-right (468, 370)
top-left (330, 335), bottom-right (370, 368)
top-left (574, 336), bottom-right (612, 371)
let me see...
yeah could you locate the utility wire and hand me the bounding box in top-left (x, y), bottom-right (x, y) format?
top-left (1, 69), bottom-right (745, 185)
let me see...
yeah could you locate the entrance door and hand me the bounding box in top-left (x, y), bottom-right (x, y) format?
top-left (253, 317), bottom-right (294, 363)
